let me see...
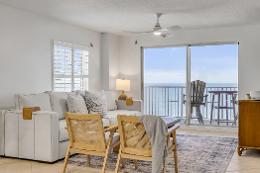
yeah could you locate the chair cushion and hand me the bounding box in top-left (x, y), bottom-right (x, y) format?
top-left (105, 132), bottom-right (119, 146)
top-left (59, 119), bottom-right (68, 142)
top-left (102, 118), bottom-right (110, 127)
top-left (106, 110), bottom-right (142, 125)
top-left (18, 93), bottom-right (52, 111)
top-left (49, 92), bottom-right (68, 119)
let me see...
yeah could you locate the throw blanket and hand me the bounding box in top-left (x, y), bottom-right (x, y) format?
top-left (141, 115), bottom-right (168, 173)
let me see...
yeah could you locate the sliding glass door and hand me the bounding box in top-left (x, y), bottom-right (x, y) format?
top-left (143, 47), bottom-right (187, 117)
top-left (142, 43), bottom-right (238, 125)
top-left (190, 44), bottom-right (238, 124)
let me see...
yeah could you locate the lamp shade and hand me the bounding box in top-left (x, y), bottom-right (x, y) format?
top-left (116, 79), bottom-right (130, 91)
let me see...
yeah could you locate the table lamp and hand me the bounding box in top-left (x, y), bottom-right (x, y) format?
top-left (116, 79), bottom-right (130, 100)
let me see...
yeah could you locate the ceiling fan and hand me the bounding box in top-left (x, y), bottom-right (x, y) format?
top-left (124, 13), bottom-right (181, 38)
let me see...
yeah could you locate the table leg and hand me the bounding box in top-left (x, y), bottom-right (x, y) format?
top-left (232, 94), bottom-right (237, 125)
top-left (217, 93), bottom-right (221, 125)
top-left (210, 94), bottom-right (215, 124)
top-left (226, 94), bottom-right (229, 126)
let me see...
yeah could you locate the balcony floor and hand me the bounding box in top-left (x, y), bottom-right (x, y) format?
top-left (185, 118), bottom-right (238, 127)
top-left (178, 124), bottom-right (237, 137)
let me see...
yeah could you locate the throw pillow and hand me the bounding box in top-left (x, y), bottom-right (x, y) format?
top-left (104, 91), bottom-right (118, 111)
top-left (19, 92), bottom-right (52, 111)
top-left (85, 91), bottom-right (108, 115)
top-left (67, 94), bottom-right (88, 113)
top-left (48, 92), bottom-right (68, 119)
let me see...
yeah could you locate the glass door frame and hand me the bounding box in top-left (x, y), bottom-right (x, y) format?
top-left (141, 41), bottom-right (239, 125)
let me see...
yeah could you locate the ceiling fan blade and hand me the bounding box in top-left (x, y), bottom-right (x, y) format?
top-left (158, 28), bottom-right (169, 32)
top-left (123, 30), bottom-right (153, 34)
top-left (167, 25), bottom-right (182, 32)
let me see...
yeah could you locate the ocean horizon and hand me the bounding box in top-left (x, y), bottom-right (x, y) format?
top-left (144, 83), bottom-right (238, 87)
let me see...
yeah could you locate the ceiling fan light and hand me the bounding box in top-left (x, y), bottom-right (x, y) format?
top-left (153, 31), bottom-right (161, 36)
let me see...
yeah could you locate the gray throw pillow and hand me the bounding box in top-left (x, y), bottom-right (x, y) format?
top-left (85, 91), bottom-right (108, 115)
top-left (67, 94), bottom-right (88, 113)
top-left (104, 91), bottom-right (118, 111)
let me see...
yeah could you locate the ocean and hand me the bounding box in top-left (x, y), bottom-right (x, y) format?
top-left (144, 83), bottom-right (238, 87)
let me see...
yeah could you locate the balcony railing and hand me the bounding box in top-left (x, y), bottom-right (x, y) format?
top-left (143, 85), bottom-right (238, 121)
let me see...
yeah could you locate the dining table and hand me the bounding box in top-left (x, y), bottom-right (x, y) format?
top-left (208, 90), bottom-right (238, 125)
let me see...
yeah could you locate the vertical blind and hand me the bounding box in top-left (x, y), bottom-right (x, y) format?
top-left (53, 41), bottom-right (89, 92)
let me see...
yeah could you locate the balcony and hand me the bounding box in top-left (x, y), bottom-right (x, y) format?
top-left (143, 85), bottom-right (238, 125)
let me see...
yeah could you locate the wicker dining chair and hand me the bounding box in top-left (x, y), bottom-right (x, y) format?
top-left (115, 115), bottom-right (179, 173)
top-left (63, 113), bottom-right (118, 173)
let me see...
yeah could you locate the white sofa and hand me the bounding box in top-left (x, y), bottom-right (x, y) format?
top-left (3, 91), bottom-right (142, 162)
top-left (0, 110), bottom-right (6, 156)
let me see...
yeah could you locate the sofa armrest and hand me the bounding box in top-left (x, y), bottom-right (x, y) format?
top-left (33, 111), bottom-right (60, 162)
top-left (32, 111), bottom-right (59, 116)
top-left (116, 100), bottom-right (142, 112)
top-left (0, 110), bottom-right (6, 156)
top-left (4, 110), bottom-right (60, 161)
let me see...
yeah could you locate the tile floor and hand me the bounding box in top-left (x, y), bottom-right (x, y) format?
top-left (0, 125), bottom-right (260, 173)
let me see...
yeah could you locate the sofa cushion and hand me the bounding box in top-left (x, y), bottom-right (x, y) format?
top-left (106, 110), bottom-right (142, 125)
top-left (67, 94), bottom-right (88, 113)
top-left (85, 91), bottom-right (108, 115)
top-left (18, 93), bottom-right (52, 111)
top-left (105, 132), bottom-right (119, 146)
top-left (59, 120), bottom-right (68, 142)
top-left (102, 118), bottom-right (110, 127)
top-left (49, 92), bottom-right (68, 119)
top-left (104, 91), bottom-right (118, 111)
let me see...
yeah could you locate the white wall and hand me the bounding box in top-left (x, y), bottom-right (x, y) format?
top-left (119, 25), bottom-right (260, 99)
top-left (100, 33), bottom-right (120, 91)
top-left (0, 4), bottom-right (101, 108)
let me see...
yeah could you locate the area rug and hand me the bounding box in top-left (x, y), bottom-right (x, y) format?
top-left (66, 134), bottom-right (237, 173)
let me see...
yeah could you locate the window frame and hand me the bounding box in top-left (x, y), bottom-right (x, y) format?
top-left (52, 40), bottom-right (90, 92)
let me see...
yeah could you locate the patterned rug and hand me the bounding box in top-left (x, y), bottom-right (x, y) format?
top-left (66, 134), bottom-right (237, 173)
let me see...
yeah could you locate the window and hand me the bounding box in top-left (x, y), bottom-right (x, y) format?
top-left (53, 41), bottom-right (89, 92)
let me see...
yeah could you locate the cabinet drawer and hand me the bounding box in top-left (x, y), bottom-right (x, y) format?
top-left (239, 101), bottom-right (260, 147)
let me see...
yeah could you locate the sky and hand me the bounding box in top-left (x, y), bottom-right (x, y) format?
top-left (144, 44), bottom-right (238, 85)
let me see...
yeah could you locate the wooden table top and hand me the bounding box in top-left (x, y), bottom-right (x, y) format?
top-left (161, 117), bottom-right (181, 128)
top-left (239, 99), bottom-right (260, 103)
top-left (208, 90), bottom-right (238, 94)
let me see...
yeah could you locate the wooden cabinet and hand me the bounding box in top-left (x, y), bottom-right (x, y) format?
top-left (238, 100), bottom-right (260, 155)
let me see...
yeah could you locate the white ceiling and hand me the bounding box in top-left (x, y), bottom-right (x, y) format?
top-left (1, 0), bottom-right (260, 34)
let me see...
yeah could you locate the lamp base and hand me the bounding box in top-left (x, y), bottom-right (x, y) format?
top-left (126, 97), bottom-right (133, 105)
top-left (118, 91), bottom-right (127, 100)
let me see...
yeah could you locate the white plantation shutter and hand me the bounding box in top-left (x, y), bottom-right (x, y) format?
top-left (53, 41), bottom-right (89, 91)
top-left (73, 45), bottom-right (89, 91)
